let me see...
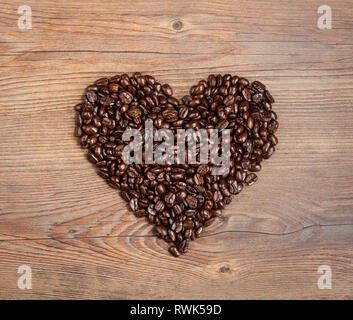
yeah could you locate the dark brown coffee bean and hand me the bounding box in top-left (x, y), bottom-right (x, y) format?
top-left (238, 131), bottom-right (248, 143)
top-left (109, 82), bottom-right (119, 93)
top-left (245, 173), bottom-right (258, 186)
top-left (204, 217), bottom-right (216, 227)
top-left (252, 80), bottom-right (266, 93)
top-left (162, 84), bottom-right (173, 96)
top-left (119, 91), bottom-right (133, 104)
top-left (169, 245), bottom-right (180, 257)
top-left (84, 125), bottom-right (98, 135)
top-left (184, 229), bottom-right (192, 240)
top-left (223, 95), bottom-right (235, 106)
top-left (201, 209), bottom-right (211, 220)
top-left (265, 90), bottom-right (275, 103)
top-left (195, 227), bottom-right (203, 238)
top-left (185, 209), bottom-right (196, 217)
top-left (268, 134), bottom-right (278, 145)
top-left (193, 173), bottom-right (203, 185)
top-left (155, 225), bottom-right (168, 238)
top-left (172, 204), bottom-right (182, 215)
top-left (249, 163), bottom-right (262, 172)
top-left (216, 119), bottom-right (229, 131)
top-left (204, 200), bottom-right (214, 211)
top-left (213, 191), bottom-right (222, 202)
top-left (156, 183), bottom-right (166, 195)
top-left (135, 209), bottom-right (147, 217)
top-left (162, 108), bottom-right (178, 122)
top-left (183, 219), bottom-right (194, 230)
top-left (242, 88), bottom-right (251, 101)
top-left (186, 195), bottom-right (198, 209)
top-left (178, 240), bottom-right (189, 253)
top-left (155, 200), bottom-right (165, 212)
top-left (165, 192), bottom-right (176, 205)
top-left (130, 198), bottom-right (138, 211)
top-left (168, 229), bottom-right (176, 242)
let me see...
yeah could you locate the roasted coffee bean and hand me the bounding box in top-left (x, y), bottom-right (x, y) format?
top-left (162, 84), bottom-right (173, 96)
top-left (193, 173), bottom-right (203, 185)
top-left (172, 204), bottom-right (183, 215)
top-left (204, 217), bottom-right (216, 227)
top-left (183, 219), bottom-right (194, 230)
top-left (75, 73), bottom-right (278, 257)
top-left (216, 119), bottom-right (229, 131)
top-left (178, 240), bottom-right (189, 253)
top-left (169, 245), bottom-right (180, 257)
top-left (135, 209), bottom-right (147, 217)
top-left (186, 195), bottom-right (198, 209)
top-left (156, 183), bottom-right (167, 194)
top-left (165, 192), bottom-right (176, 205)
top-left (245, 173), bottom-right (258, 186)
top-left (195, 227), bottom-right (203, 238)
top-left (242, 88), bottom-right (251, 101)
top-left (155, 225), bottom-right (168, 238)
top-left (109, 82), bottom-right (120, 93)
top-left (204, 200), bottom-right (214, 211)
top-left (155, 200), bottom-right (165, 212)
top-left (130, 198), bottom-right (138, 211)
top-left (184, 229), bottom-right (192, 240)
top-left (268, 134), bottom-right (278, 146)
top-left (185, 209), bottom-right (196, 217)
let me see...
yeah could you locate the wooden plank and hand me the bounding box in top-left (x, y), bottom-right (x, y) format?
top-left (0, 0), bottom-right (352, 299)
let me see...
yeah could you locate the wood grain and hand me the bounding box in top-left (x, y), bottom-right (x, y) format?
top-left (0, 0), bottom-right (353, 299)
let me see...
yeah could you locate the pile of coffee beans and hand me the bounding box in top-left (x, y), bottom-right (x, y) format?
top-left (74, 73), bottom-right (278, 257)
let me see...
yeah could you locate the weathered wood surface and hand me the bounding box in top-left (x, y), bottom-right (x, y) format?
top-left (0, 0), bottom-right (352, 299)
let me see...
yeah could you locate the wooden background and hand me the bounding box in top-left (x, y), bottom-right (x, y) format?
top-left (0, 0), bottom-right (352, 299)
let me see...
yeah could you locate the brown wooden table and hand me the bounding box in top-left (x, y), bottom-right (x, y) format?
top-left (0, 0), bottom-right (352, 299)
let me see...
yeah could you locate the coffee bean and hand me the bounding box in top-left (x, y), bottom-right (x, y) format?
top-left (172, 204), bottom-right (182, 215)
top-left (186, 195), bottom-right (198, 209)
top-left (130, 198), bottom-right (138, 211)
top-left (204, 217), bottom-right (216, 227)
top-left (268, 134), bottom-right (278, 145)
top-left (178, 240), bottom-right (189, 253)
top-left (204, 200), bottom-right (214, 211)
top-left (245, 173), bottom-right (258, 186)
top-left (183, 219), bottom-right (194, 230)
top-left (184, 229), bottom-right (192, 240)
top-left (238, 131), bottom-right (248, 143)
top-left (109, 82), bottom-right (120, 93)
top-left (165, 192), bottom-right (176, 206)
top-left (155, 225), bottom-right (168, 238)
top-left (155, 200), bottom-right (165, 212)
top-left (162, 108), bottom-right (178, 122)
top-left (169, 245), bottom-right (180, 257)
top-left (185, 209), bottom-right (196, 217)
top-left (195, 227), bottom-right (203, 238)
top-left (216, 119), bottom-right (229, 131)
top-left (162, 84), bottom-right (173, 96)
top-left (193, 173), bottom-right (203, 185)
top-left (242, 88), bottom-right (251, 101)
top-left (119, 91), bottom-right (133, 104)
top-left (156, 183), bottom-right (167, 195)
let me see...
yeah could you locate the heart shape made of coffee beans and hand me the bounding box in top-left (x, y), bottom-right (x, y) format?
top-left (74, 73), bottom-right (278, 257)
